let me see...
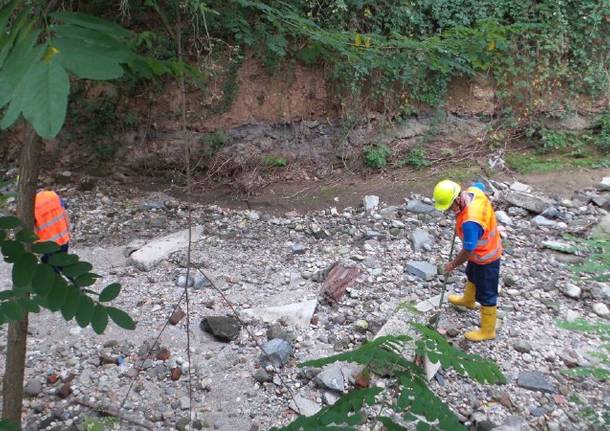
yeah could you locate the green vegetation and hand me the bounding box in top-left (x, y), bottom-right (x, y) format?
top-left (362, 144), bottom-right (391, 169)
top-left (401, 145), bottom-right (431, 169)
top-left (273, 324), bottom-right (505, 430)
top-left (557, 318), bottom-right (609, 427)
top-left (201, 130), bottom-right (230, 157)
top-left (569, 238), bottom-right (610, 282)
top-left (83, 416), bottom-right (118, 431)
top-left (262, 154), bottom-right (288, 167)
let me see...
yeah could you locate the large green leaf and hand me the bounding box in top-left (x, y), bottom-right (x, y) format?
top-left (15, 228), bottom-right (38, 243)
top-left (75, 295), bottom-right (94, 327)
top-left (31, 241), bottom-right (61, 255)
top-left (91, 304), bottom-right (108, 334)
top-left (0, 0), bottom-right (20, 34)
top-left (47, 275), bottom-right (68, 311)
top-left (12, 252), bottom-right (37, 287)
top-left (31, 263), bottom-right (56, 295)
top-left (74, 273), bottom-right (99, 287)
top-left (18, 298), bottom-right (40, 314)
top-left (0, 216), bottom-right (21, 229)
top-left (48, 252), bottom-right (78, 267)
top-left (20, 56), bottom-right (69, 139)
top-left (0, 21), bottom-right (42, 108)
top-left (62, 261), bottom-right (93, 279)
top-left (106, 306), bottom-right (135, 329)
top-left (61, 287), bottom-right (81, 321)
top-left (1, 301), bottom-right (24, 321)
top-left (0, 5), bottom-right (28, 68)
top-left (1, 239), bottom-right (25, 263)
top-left (52, 36), bottom-right (125, 80)
top-left (99, 283), bottom-right (120, 302)
top-left (0, 290), bottom-right (14, 300)
top-left (51, 12), bottom-right (132, 39)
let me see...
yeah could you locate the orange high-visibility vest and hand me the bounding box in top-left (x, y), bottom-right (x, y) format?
top-left (34, 191), bottom-right (70, 245)
top-left (456, 186), bottom-right (502, 265)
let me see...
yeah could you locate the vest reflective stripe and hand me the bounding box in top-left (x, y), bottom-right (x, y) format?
top-left (35, 213), bottom-right (67, 232)
top-left (34, 191), bottom-right (70, 245)
top-left (456, 187), bottom-right (502, 265)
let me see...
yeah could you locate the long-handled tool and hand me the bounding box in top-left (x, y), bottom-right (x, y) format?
top-left (429, 227), bottom-right (457, 329)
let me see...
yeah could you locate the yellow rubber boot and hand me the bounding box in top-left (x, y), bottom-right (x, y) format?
top-left (448, 281), bottom-right (476, 309)
top-left (465, 306), bottom-right (497, 342)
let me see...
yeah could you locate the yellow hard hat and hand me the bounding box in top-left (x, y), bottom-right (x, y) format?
top-left (433, 180), bottom-right (461, 211)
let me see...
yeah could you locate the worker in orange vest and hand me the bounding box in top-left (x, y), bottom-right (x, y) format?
top-left (433, 180), bottom-right (502, 342)
top-left (34, 190), bottom-right (71, 262)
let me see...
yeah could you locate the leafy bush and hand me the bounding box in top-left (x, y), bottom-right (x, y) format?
top-left (404, 146), bottom-right (431, 169)
top-left (362, 144), bottom-right (391, 169)
top-left (201, 130), bottom-right (230, 157)
top-left (593, 110), bottom-right (610, 152)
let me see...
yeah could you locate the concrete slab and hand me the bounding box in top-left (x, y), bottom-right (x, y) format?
top-left (243, 299), bottom-right (317, 329)
top-left (129, 226), bottom-right (204, 271)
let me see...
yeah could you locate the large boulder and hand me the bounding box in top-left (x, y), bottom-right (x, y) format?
top-left (591, 214), bottom-right (610, 240)
top-left (503, 192), bottom-right (552, 214)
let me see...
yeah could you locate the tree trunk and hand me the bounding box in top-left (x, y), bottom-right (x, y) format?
top-left (2, 124), bottom-right (42, 423)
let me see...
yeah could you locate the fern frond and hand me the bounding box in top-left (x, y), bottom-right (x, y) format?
top-left (413, 324), bottom-right (506, 384)
top-left (300, 335), bottom-right (419, 376)
top-left (396, 373), bottom-right (467, 430)
top-left (271, 387), bottom-right (382, 431)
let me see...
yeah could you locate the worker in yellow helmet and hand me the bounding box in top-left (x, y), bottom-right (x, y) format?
top-left (433, 180), bottom-right (502, 341)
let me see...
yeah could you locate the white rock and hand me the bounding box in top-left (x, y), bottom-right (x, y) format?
top-left (495, 210), bottom-right (512, 225)
top-left (565, 310), bottom-right (579, 322)
top-left (510, 181), bottom-right (531, 192)
top-left (598, 177), bottom-right (610, 191)
top-left (561, 284), bottom-right (582, 299)
top-left (243, 299), bottom-right (317, 329)
top-left (363, 195), bottom-right (379, 212)
top-left (289, 394), bottom-right (322, 417)
top-left (592, 303), bottom-right (609, 319)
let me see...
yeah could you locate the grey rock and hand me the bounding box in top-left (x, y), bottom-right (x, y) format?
top-left (513, 340), bottom-right (532, 353)
top-left (24, 380), bottom-right (42, 397)
top-left (140, 201), bottom-right (166, 210)
top-left (495, 211), bottom-right (512, 225)
top-left (510, 181), bottom-right (531, 192)
top-left (591, 214), bottom-right (610, 241)
top-left (405, 200), bottom-right (435, 214)
top-left (179, 396), bottom-right (190, 410)
top-left (363, 195), bottom-right (379, 212)
top-left (291, 243), bottom-right (307, 255)
top-left (541, 206), bottom-right (561, 219)
top-left (531, 215), bottom-right (562, 229)
top-left (507, 207), bottom-right (528, 217)
top-left (200, 316), bottom-right (242, 342)
top-left (599, 177), bottom-right (610, 191)
top-left (176, 274), bottom-right (194, 288)
top-left (314, 364), bottom-right (346, 392)
top-left (254, 369), bottom-right (272, 383)
top-left (260, 339), bottom-right (293, 368)
top-left (410, 229), bottom-right (433, 251)
top-left (176, 417), bottom-right (190, 431)
top-left (546, 421), bottom-right (560, 431)
top-left (541, 241), bottom-right (576, 254)
top-left (243, 300), bottom-right (317, 329)
top-left (477, 420), bottom-right (498, 431)
top-left (491, 415), bottom-right (529, 431)
top-left (405, 261), bottom-right (437, 281)
top-left (560, 284), bottom-right (581, 299)
top-left (517, 371), bottom-right (555, 393)
top-left (266, 323), bottom-right (294, 342)
top-left (353, 320), bottom-right (368, 333)
top-left (504, 191), bottom-right (552, 214)
top-left (192, 274), bottom-right (211, 290)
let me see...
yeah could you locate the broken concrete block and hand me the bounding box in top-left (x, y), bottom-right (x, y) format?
top-left (598, 177), bottom-right (610, 191)
top-left (405, 261), bottom-right (437, 281)
top-left (509, 181), bottom-right (531, 192)
top-left (243, 300), bottom-right (317, 329)
top-left (314, 364), bottom-right (346, 393)
top-left (129, 226), bottom-right (204, 271)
